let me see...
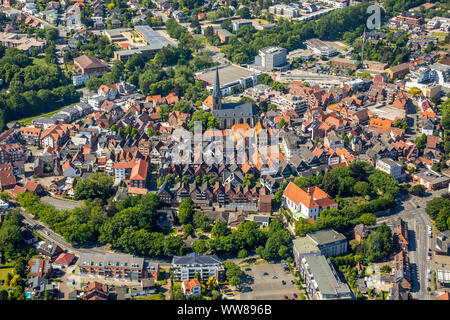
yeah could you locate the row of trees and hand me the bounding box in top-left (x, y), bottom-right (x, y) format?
top-left (219, 2), bottom-right (371, 64)
top-left (191, 216), bottom-right (292, 262)
top-left (17, 187), bottom-right (189, 256)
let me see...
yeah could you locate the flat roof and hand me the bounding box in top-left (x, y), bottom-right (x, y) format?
top-left (195, 65), bottom-right (259, 86)
top-left (305, 38), bottom-right (333, 51)
top-left (414, 171), bottom-right (450, 184)
top-left (303, 255), bottom-right (352, 297)
top-left (378, 158), bottom-right (401, 167)
top-left (307, 229), bottom-right (346, 246)
top-left (437, 269), bottom-right (450, 282)
top-left (293, 237), bottom-right (320, 255)
top-left (134, 25), bottom-right (171, 48)
top-left (367, 104), bottom-right (406, 122)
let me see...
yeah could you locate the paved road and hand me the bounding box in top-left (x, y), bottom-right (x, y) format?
top-left (19, 209), bottom-right (172, 267)
top-left (41, 196), bottom-right (82, 210)
top-left (376, 190), bottom-right (447, 300)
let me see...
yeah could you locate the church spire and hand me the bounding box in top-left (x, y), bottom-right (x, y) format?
top-left (212, 66), bottom-right (222, 110)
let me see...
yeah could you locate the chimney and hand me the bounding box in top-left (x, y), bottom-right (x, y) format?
top-left (307, 187), bottom-right (310, 195)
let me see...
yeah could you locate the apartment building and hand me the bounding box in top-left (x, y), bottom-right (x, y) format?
top-left (298, 254), bottom-right (353, 300)
top-left (79, 253), bottom-right (148, 282)
top-left (272, 94), bottom-right (308, 115)
top-left (376, 158), bottom-right (404, 181)
top-left (172, 252), bottom-right (225, 282)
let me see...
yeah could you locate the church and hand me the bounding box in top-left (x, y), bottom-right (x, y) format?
top-left (210, 67), bottom-right (258, 129)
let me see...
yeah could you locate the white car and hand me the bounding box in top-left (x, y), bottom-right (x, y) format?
top-left (427, 256), bottom-right (431, 260)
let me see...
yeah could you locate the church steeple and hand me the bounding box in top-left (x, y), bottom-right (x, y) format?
top-left (212, 66), bottom-right (222, 110)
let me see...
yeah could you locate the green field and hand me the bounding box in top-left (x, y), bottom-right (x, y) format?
top-left (431, 32), bottom-right (448, 42)
top-left (0, 264), bottom-right (14, 290)
top-left (9, 102), bottom-right (77, 126)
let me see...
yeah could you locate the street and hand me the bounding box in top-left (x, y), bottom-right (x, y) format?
top-left (376, 189), bottom-right (447, 300)
top-left (19, 209), bottom-right (172, 267)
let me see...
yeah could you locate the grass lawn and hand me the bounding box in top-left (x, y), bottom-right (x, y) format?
top-left (431, 32), bottom-right (448, 41)
top-left (9, 102), bottom-right (77, 126)
top-left (338, 196), bottom-right (368, 208)
top-left (32, 56), bottom-right (49, 67)
top-left (0, 264), bottom-right (14, 290)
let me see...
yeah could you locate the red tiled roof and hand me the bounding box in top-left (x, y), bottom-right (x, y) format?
top-left (283, 182), bottom-right (337, 209)
top-left (129, 159), bottom-right (148, 181)
top-left (54, 253), bottom-right (75, 265)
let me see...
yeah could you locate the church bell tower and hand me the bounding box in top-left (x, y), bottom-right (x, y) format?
top-left (212, 66), bottom-right (222, 110)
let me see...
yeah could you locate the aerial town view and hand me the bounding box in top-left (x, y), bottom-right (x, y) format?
top-left (0, 0), bottom-right (449, 308)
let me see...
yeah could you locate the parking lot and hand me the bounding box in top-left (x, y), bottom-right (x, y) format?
top-left (239, 263), bottom-right (299, 300)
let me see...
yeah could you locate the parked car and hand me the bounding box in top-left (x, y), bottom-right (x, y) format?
top-left (244, 268), bottom-right (251, 271)
top-left (281, 280), bottom-right (286, 285)
top-left (263, 272), bottom-right (268, 276)
top-left (272, 275), bottom-right (278, 279)
top-left (283, 295), bottom-right (288, 300)
top-left (293, 293), bottom-right (298, 299)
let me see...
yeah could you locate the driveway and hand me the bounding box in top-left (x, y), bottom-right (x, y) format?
top-left (239, 263), bottom-right (299, 300)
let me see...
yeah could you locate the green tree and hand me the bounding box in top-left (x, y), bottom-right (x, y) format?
top-left (211, 221), bottom-right (231, 238)
top-left (238, 249), bottom-right (248, 259)
top-left (178, 198), bottom-right (194, 225)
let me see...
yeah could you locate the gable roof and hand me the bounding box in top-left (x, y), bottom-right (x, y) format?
top-left (283, 182), bottom-right (337, 209)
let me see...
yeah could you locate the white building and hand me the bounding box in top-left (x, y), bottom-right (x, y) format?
top-left (376, 158), bottom-right (404, 181)
top-left (283, 182), bottom-right (338, 221)
top-left (272, 94), bottom-right (308, 115)
top-left (181, 279), bottom-right (202, 295)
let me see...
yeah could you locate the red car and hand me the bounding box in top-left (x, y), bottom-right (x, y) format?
top-left (283, 296), bottom-right (288, 300)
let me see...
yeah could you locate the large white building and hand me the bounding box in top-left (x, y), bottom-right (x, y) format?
top-left (283, 182), bottom-right (338, 221)
top-left (172, 252), bottom-right (225, 282)
top-left (252, 47), bottom-right (288, 72)
top-left (376, 158), bottom-right (404, 181)
top-left (298, 254), bottom-right (353, 300)
top-left (272, 94), bottom-right (308, 115)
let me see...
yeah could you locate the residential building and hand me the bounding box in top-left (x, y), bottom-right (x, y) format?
top-left (182, 279), bottom-right (202, 295)
top-left (298, 254), bottom-right (353, 300)
top-left (79, 252), bottom-right (148, 282)
top-left (28, 258), bottom-right (52, 277)
top-left (376, 158), bottom-right (404, 181)
top-left (384, 63), bottom-right (410, 80)
top-left (36, 241), bottom-right (63, 259)
top-left (172, 252), bottom-right (225, 282)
